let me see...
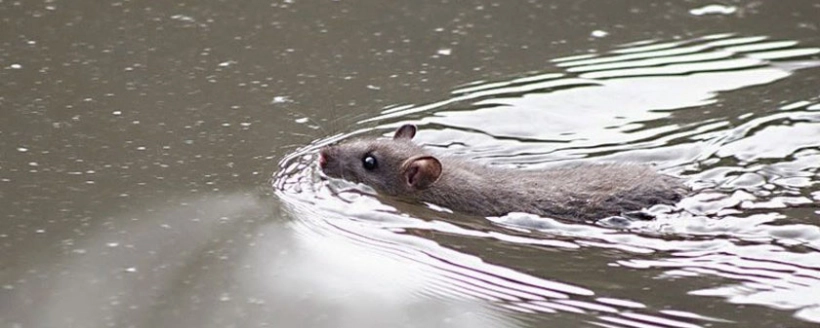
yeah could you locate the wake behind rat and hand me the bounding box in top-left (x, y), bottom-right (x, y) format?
top-left (318, 124), bottom-right (688, 221)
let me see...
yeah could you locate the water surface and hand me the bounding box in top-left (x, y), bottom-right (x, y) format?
top-left (2, 1), bottom-right (820, 327)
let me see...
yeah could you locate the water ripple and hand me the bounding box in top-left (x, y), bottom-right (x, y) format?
top-left (274, 33), bottom-right (820, 325)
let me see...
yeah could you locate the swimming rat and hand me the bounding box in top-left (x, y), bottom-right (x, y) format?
top-left (318, 124), bottom-right (688, 221)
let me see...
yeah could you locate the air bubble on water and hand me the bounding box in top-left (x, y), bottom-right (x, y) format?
top-left (437, 48), bottom-right (452, 56)
top-left (271, 96), bottom-right (290, 104)
top-left (295, 117), bottom-right (309, 123)
top-left (17, 147), bottom-right (28, 152)
top-left (125, 267), bottom-right (137, 273)
top-left (591, 30), bottom-right (608, 38)
top-left (689, 4), bottom-right (737, 16)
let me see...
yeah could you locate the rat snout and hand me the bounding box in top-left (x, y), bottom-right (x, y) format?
top-left (318, 146), bottom-right (333, 170)
top-left (317, 146), bottom-right (347, 180)
top-left (318, 150), bottom-right (328, 169)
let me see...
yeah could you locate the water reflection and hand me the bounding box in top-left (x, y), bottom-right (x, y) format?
top-left (275, 33), bottom-right (820, 326)
top-left (8, 192), bottom-right (513, 328)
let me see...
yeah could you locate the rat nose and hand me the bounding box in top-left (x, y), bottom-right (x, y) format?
top-left (318, 149), bottom-right (329, 168)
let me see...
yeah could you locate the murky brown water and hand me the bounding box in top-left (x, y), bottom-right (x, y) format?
top-left (2, 1), bottom-right (820, 327)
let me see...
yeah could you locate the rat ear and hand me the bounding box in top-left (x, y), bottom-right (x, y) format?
top-left (393, 124), bottom-right (417, 140)
top-left (403, 156), bottom-right (442, 190)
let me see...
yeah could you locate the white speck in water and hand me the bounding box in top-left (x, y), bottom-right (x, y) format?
top-left (219, 293), bottom-right (231, 302)
top-left (591, 30), bottom-right (609, 38)
top-left (35, 229), bottom-right (45, 234)
top-left (8, 64), bottom-right (22, 69)
top-left (125, 267), bottom-right (137, 273)
top-left (72, 249), bottom-right (87, 254)
top-left (85, 180), bottom-right (95, 184)
top-left (170, 14), bottom-right (195, 22)
top-left (107, 242), bottom-right (120, 248)
top-left (437, 48), bottom-right (452, 56)
top-left (295, 117), bottom-right (309, 123)
top-left (27, 40), bottom-right (36, 45)
top-left (221, 123), bottom-right (231, 127)
top-left (17, 147), bottom-right (28, 152)
top-left (160, 224), bottom-right (171, 229)
top-left (366, 84), bottom-right (381, 90)
top-left (240, 122), bottom-right (251, 127)
top-left (218, 60), bottom-right (236, 67)
top-left (112, 111), bottom-right (122, 115)
top-left (689, 4), bottom-right (737, 16)
top-left (2, 285), bottom-right (13, 290)
top-left (28, 162), bottom-right (39, 167)
top-left (271, 96), bottom-right (290, 104)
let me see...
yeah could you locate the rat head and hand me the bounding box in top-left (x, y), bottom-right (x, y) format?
top-left (318, 124), bottom-right (442, 196)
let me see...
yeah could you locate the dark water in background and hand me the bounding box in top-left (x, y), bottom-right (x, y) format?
top-left (2, 1), bottom-right (820, 327)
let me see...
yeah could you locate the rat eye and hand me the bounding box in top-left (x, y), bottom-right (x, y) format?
top-left (362, 154), bottom-right (378, 171)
